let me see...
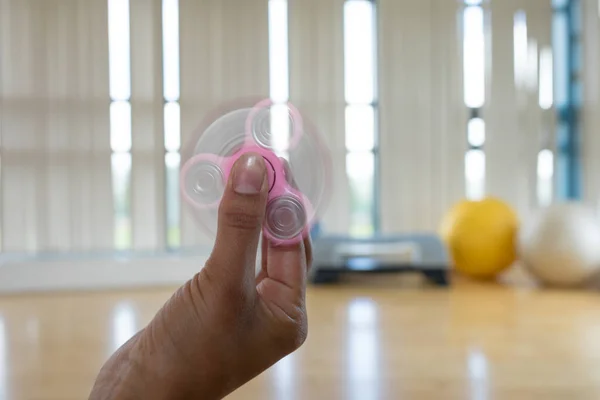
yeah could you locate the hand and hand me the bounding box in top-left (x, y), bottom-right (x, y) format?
top-left (89, 153), bottom-right (312, 400)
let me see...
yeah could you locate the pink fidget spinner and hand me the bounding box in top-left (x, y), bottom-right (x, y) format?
top-left (180, 99), bottom-right (332, 245)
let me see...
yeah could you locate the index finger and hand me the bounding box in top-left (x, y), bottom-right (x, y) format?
top-left (262, 236), bottom-right (308, 294)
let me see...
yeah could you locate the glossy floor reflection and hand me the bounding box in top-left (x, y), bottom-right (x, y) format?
top-left (1, 276), bottom-right (600, 399)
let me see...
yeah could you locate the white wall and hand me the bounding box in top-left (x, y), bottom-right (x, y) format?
top-left (0, 0), bottom-right (113, 253)
top-left (289, 0), bottom-right (349, 234)
top-left (582, 0), bottom-right (600, 210)
top-left (179, 0), bottom-right (270, 247)
top-left (485, 0), bottom-right (553, 220)
top-left (0, 0), bottom-right (562, 255)
top-left (378, 0), bottom-right (466, 233)
top-left (130, 0), bottom-right (167, 251)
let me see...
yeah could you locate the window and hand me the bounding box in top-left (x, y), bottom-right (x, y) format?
top-left (269, 0), bottom-right (289, 104)
top-left (165, 152), bottom-right (181, 247)
top-left (108, 0), bottom-right (132, 250)
top-left (111, 153), bottom-right (132, 250)
top-left (344, 0), bottom-right (378, 237)
top-left (108, 0), bottom-right (131, 102)
top-left (162, 0), bottom-right (180, 103)
top-left (553, 10), bottom-right (569, 109)
top-left (344, 0), bottom-right (375, 105)
top-left (162, 0), bottom-right (181, 249)
top-left (513, 11), bottom-right (528, 89)
top-left (537, 149), bottom-right (554, 206)
top-left (467, 118), bottom-right (485, 148)
top-left (539, 47), bottom-right (553, 109)
top-left (553, 0), bottom-right (581, 199)
top-left (466, 119), bottom-right (486, 201)
top-left (465, 150), bottom-right (485, 200)
top-left (514, 12), bottom-right (544, 92)
top-left (110, 101), bottom-right (132, 153)
top-left (268, 0), bottom-right (290, 159)
top-left (463, 1), bottom-right (486, 200)
top-left (463, 5), bottom-right (485, 109)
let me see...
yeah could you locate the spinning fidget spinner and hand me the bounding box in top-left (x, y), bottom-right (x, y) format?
top-left (180, 99), bottom-right (332, 245)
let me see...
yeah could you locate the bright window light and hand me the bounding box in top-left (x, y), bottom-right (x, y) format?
top-left (268, 0), bottom-right (289, 103)
top-left (553, 13), bottom-right (568, 108)
top-left (270, 104), bottom-right (290, 157)
top-left (111, 153), bottom-right (132, 249)
top-left (108, 0), bottom-right (131, 101)
top-left (537, 149), bottom-right (554, 206)
top-left (344, 0), bottom-right (378, 237)
top-left (468, 348), bottom-right (489, 399)
top-left (345, 105), bottom-right (375, 152)
top-left (344, 0), bottom-right (376, 104)
top-left (539, 47), bottom-right (553, 109)
top-left (513, 11), bottom-right (528, 88)
top-left (465, 149), bottom-right (485, 200)
top-left (273, 354), bottom-right (296, 399)
top-left (467, 118), bottom-right (485, 147)
top-left (162, 0), bottom-right (180, 102)
top-left (110, 101), bottom-right (132, 153)
top-left (111, 302), bottom-right (136, 351)
top-left (347, 299), bottom-right (379, 399)
top-left (165, 152), bottom-right (180, 169)
top-left (463, 6), bottom-right (485, 108)
top-left (165, 152), bottom-right (181, 248)
top-left (164, 102), bottom-right (181, 152)
top-left (537, 149), bottom-right (554, 179)
top-left (347, 151), bottom-right (374, 182)
top-left (346, 152), bottom-right (375, 237)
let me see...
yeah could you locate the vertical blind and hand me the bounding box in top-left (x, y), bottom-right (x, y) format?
top-left (486, 0), bottom-right (554, 222)
top-left (378, 0), bottom-right (466, 233)
top-left (0, 0), bottom-right (113, 253)
top-left (582, 0), bottom-right (600, 211)
top-left (0, 0), bottom-right (588, 253)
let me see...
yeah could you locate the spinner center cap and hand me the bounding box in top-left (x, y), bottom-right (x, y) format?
top-left (263, 156), bottom-right (277, 192)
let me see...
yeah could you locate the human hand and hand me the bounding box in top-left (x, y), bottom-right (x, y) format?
top-left (89, 153), bottom-right (311, 400)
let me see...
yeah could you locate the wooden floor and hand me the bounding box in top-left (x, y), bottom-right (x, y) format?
top-left (1, 274), bottom-right (600, 400)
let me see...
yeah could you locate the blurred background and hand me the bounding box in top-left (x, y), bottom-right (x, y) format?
top-left (1, 0), bottom-right (600, 399)
top-left (2, 0), bottom-right (588, 254)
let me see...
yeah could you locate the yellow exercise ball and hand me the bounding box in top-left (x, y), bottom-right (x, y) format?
top-left (440, 197), bottom-right (519, 279)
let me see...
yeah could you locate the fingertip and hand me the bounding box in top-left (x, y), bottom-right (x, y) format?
top-left (231, 153), bottom-right (268, 195)
top-left (267, 236), bottom-right (308, 270)
top-left (303, 234), bottom-right (313, 269)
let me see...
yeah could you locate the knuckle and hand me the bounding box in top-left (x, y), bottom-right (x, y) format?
top-left (221, 206), bottom-right (263, 231)
top-left (202, 259), bottom-right (255, 322)
top-left (306, 252), bottom-right (314, 268)
top-left (283, 322), bottom-right (308, 352)
top-left (292, 320), bottom-right (308, 348)
top-left (270, 311), bottom-right (308, 353)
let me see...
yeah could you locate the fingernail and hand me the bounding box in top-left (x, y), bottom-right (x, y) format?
top-left (233, 154), bottom-right (266, 194)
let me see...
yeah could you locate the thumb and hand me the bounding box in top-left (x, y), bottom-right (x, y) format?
top-left (207, 152), bottom-right (269, 283)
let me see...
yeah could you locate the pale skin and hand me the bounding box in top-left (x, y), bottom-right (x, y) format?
top-left (89, 153), bottom-right (312, 400)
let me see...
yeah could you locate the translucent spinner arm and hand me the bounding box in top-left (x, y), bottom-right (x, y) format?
top-left (180, 99), bottom-right (325, 246)
top-left (181, 146), bottom-right (314, 245)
